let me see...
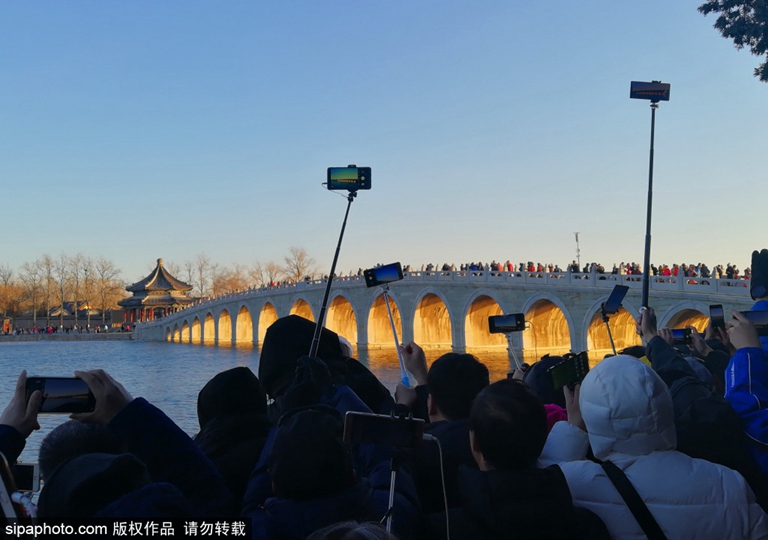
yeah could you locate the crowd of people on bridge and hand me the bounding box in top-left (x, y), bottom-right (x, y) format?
top-left (4, 249), bottom-right (768, 538)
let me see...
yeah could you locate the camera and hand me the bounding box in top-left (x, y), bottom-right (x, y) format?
top-left (327, 166), bottom-right (371, 191)
top-left (26, 377), bottom-right (95, 414)
top-left (488, 314), bottom-right (526, 334)
top-left (670, 328), bottom-right (692, 346)
top-left (343, 411), bottom-right (424, 449)
top-left (740, 310), bottom-right (768, 336)
top-left (548, 352), bottom-right (590, 390)
top-left (364, 262), bottom-right (404, 288)
top-left (10, 463), bottom-right (39, 492)
top-left (710, 304), bottom-right (725, 330)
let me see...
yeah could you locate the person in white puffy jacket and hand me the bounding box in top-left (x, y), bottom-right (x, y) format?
top-left (539, 354), bottom-right (768, 540)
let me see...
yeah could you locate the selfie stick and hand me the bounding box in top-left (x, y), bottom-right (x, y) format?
top-left (309, 191), bottom-right (357, 358)
top-left (381, 285), bottom-right (409, 386)
top-left (600, 303), bottom-right (618, 356)
top-left (504, 333), bottom-right (523, 370)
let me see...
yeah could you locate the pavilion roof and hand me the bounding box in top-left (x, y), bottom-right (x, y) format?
top-left (126, 258), bottom-right (193, 293)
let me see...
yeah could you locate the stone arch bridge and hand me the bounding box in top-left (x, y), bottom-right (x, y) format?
top-left (136, 270), bottom-right (754, 362)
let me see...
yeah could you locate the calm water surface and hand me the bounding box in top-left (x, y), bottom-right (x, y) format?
top-left (0, 340), bottom-right (519, 463)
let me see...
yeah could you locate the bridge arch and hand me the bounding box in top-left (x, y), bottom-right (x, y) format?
top-left (582, 297), bottom-right (641, 357)
top-left (165, 327), bottom-right (171, 342)
top-left (218, 309), bottom-right (232, 346)
top-left (172, 323), bottom-right (180, 343)
top-left (463, 290), bottom-right (506, 349)
top-left (413, 288), bottom-right (454, 349)
top-left (366, 292), bottom-right (403, 347)
top-left (236, 305), bottom-right (254, 346)
top-left (257, 302), bottom-right (279, 345)
top-left (658, 301), bottom-right (709, 331)
top-left (192, 317), bottom-right (201, 344)
top-left (181, 320), bottom-right (190, 343)
top-left (289, 297), bottom-right (315, 321)
top-left (203, 313), bottom-right (215, 344)
top-left (326, 293), bottom-right (358, 345)
top-left (521, 293), bottom-right (574, 359)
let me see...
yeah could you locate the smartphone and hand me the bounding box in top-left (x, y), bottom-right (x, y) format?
top-left (603, 285), bottom-right (629, 315)
top-left (488, 314), bottom-right (526, 333)
top-left (10, 463), bottom-right (39, 493)
top-left (710, 304), bottom-right (725, 330)
top-left (364, 262), bottom-right (404, 288)
top-left (548, 352), bottom-right (590, 390)
top-left (343, 411), bottom-right (424, 449)
top-left (327, 166), bottom-right (372, 191)
top-left (25, 377), bottom-right (95, 414)
top-left (740, 310), bottom-right (768, 336)
top-left (670, 328), bottom-right (692, 345)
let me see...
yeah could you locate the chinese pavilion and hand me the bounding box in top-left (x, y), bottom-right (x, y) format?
top-left (118, 258), bottom-right (196, 323)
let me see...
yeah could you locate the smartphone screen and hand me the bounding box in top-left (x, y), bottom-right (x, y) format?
top-left (488, 314), bottom-right (526, 333)
top-left (603, 285), bottom-right (629, 315)
top-left (548, 353), bottom-right (590, 390)
top-left (343, 412), bottom-right (424, 449)
top-left (670, 328), bottom-right (692, 345)
top-left (364, 262), bottom-right (404, 288)
top-left (740, 310), bottom-right (768, 336)
top-left (10, 463), bottom-right (39, 492)
top-left (26, 377), bottom-right (95, 414)
top-left (327, 167), bottom-right (372, 191)
top-left (710, 304), bottom-right (725, 329)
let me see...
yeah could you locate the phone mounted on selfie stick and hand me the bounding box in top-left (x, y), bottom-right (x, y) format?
top-left (601, 285), bottom-right (629, 356)
top-left (309, 166), bottom-right (371, 358)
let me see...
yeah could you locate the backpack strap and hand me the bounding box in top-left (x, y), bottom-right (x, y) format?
top-left (600, 461), bottom-right (668, 540)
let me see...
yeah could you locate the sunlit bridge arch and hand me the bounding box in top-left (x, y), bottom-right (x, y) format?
top-left (203, 313), bottom-right (215, 345)
top-left (660, 302), bottom-right (710, 332)
top-left (326, 294), bottom-right (358, 346)
top-left (521, 294), bottom-right (573, 360)
top-left (257, 302), bottom-right (279, 345)
top-left (413, 289), bottom-right (453, 349)
top-left (165, 327), bottom-right (171, 342)
top-left (172, 324), bottom-right (180, 343)
top-left (289, 298), bottom-right (315, 322)
top-left (367, 292), bottom-right (403, 348)
top-left (192, 317), bottom-right (201, 344)
top-left (464, 292), bottom-right (506, 349)
top-left (218, 309), bottom-right (232, 346)
top-left (236, 305), bottom-right (254, 346)
top-left (181, 320), bottom-right (190, 343)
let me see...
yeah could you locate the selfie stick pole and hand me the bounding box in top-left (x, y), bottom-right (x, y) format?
top-left (600, 303), bottom-right (618, 356)
top-left (309, 191), bottom-right (357, 358)
top-left (505, 333), bottom-right (523, 370)
top-left (385, 457), bottom-right (399, 533)
top-left (382, 285), bottom-right (409, 386)
top-left (641, 102), bottom-right (658, 309)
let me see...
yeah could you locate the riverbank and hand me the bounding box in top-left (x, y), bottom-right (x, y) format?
top-left (0, 332), bottom-right (134, 342)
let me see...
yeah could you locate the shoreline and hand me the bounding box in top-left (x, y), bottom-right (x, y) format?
top-left (0, 333), bottom-right (134, 343)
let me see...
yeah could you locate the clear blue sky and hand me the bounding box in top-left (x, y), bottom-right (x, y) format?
top-left (1, 1), bottom-right (765, 283)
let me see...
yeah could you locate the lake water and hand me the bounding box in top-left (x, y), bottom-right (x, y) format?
top-left (0, 340), bottom-right (518, 463)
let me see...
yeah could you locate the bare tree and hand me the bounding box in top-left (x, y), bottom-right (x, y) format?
top-left (194, 253), bottom-right (211, 298)
top-left (249, 262), bottom-right (266, 287)
top-left (0, 264), bottom-right (16, 318)
top-left (69, 253), bottom-right (85, 327)
top-left (265, 261), bottom-right (284, 284)
top-left (213, 264), bottom-right (249, 294)
top-left (95, 257), bottom-right (123, 325)
top-left (81, 256), bottom-right (95, 328)
top-left (39, 255), bottom-right (55, 327)
top-left (283, 247), bottom-right (317, 282)
top-left (52, 254), bottom-right (70, 328)
top-left (20, 262), bottom-right (44, 327)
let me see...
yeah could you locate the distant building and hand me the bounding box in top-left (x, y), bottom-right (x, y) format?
top-left (118, 258), bottom-right (196, 324)
top-left (48, 301), bottom-right (99, 318)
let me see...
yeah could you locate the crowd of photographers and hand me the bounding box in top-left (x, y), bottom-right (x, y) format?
top-left (2, 250), bottom-right (768, 539)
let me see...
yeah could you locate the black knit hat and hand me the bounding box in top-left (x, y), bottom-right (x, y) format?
top-left (751, 249), bottom-right (768, 300)
top-left (197, 366), bottom-right (267, 430)
top-left (268, 407), bottom-right (353, 501)
top-left (37, 453), bottom-right (151, 518)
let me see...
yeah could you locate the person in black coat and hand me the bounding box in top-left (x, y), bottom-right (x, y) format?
top-left (427, 379), bottom-right (609, 540)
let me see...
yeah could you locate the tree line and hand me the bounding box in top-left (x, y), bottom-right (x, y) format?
top-left (0, 254), bottom-right (123, 328)
top-left (0, 247), bottom-right (320, 326)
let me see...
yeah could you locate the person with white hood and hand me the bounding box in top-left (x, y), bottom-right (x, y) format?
top-left (539, 338), bottom-right (768, 538)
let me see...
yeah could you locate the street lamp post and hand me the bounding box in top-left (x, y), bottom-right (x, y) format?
top-left (630, 81), bottom-right (670, 308)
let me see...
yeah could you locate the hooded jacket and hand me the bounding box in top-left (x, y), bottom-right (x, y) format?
top-left (540, 355), bottom-right (768, 540)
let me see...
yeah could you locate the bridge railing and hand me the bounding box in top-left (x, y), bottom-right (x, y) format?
top-left (141, 270), bottom-right (750, 328)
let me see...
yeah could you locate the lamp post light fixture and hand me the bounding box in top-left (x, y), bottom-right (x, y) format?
top-left (630, 80), bottom-right (670, 308)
